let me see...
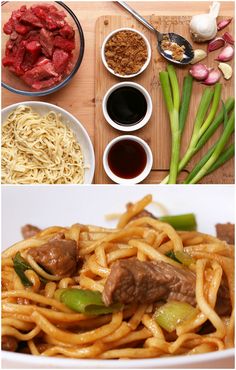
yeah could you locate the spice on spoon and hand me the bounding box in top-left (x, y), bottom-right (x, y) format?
top-left (104, 30), bottom-right (148, 75)
top-left (161, 34), bottom-right (185, 61)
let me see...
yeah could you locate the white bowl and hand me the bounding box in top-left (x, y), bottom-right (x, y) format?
top-left (102, 81), bottom-right (152, 132)
top-left (1, 102), bottom-right (95, 184)
top-left (1, 185), bottom-right (235, 368)
top-left (101, 27), bottom-right (151, 79)
top-left (103, 135), bottom-right (153, 184)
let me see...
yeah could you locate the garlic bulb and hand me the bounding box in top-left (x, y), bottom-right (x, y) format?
top-left (190, 2), bottom-right (220, 42)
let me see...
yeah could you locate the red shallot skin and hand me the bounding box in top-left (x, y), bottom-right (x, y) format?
top-left (217, 18), bottom-right (232, 31)
top-left (215, 45), bottom-right (234, 62)
top-left (222, 32), bottom-right (235, 45)
top-left (207, 37), bottom-right (225, 52)
top-left (202, 69), bottom-right (221, 85)
top-left (189, 63), bottom-right (209, 81)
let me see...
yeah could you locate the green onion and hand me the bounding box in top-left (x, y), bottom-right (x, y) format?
top-left (179, 75), bottom-right (193, 134)
top-left (159, 65), bottom-right (181, 184)
top-left (55, 288), bottom-right (122, 315)
top-left (166, 250), bottom-right (194, 266)
top-left (13, 252), bottom-right (33, 287)
top-left (194, 97), bottom-right (234, 153)
top-left (206, 143), bottom-right (235, 176)
top-left (184, 144), bottom-right (217, 184)
top-left (198, 83), bottom-right (222, 137)
top-left (154, 301), bottom-right (197, 333)
top-left (178, 87), bottom-right (215, 172)
top-left (188, 109), bottom-right (235, 184)
top-left (159, 213), bottom-right (197, 231)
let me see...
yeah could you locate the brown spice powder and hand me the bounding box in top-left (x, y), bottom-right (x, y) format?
top-left (104, 30), bottom-right (148, 75)
top-left (161, 35), bottom-right (185, 61)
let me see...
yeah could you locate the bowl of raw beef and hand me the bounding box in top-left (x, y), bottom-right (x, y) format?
top-left (1, 2), bottom-right (85, 96)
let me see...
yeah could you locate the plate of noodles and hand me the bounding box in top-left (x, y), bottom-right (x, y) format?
top-left (1, 185), bottom-right (234, 368)
top-left (1, 102), bottom-right (95, 184)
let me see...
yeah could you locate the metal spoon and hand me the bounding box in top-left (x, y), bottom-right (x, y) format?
top-left (116, 1), bottom-right (194, 65)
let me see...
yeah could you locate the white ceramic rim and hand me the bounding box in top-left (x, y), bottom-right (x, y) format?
top-left (102, 81), bottom-right (153, 132)
top-left (1, 101), bottom-right (95, 184)
top-left (2, 348), bottom-right (234, 369)
top-left (101, 27), bottom-right (152, 79)
top-left (103, 135), bottom-right (153, 184)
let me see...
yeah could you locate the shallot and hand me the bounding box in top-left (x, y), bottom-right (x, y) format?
top-left (189, 64), bottom-right (209, 80)
top-left (218, 63), bottom-right (233, 80)
top-left (190, 2), bottom-right (220, 42)
top-left (190, 49), bottom-right (207, 64)
top-left (217, 18), bottom-right (232, 31)
top-left (215, 45), bottom-right (234, 62)
top-left (222, 32), bottom-right (234, 45)
top-left (202, 69), bottom-right (221, 85)
top-left (208, 37), bottom-right (225, 52)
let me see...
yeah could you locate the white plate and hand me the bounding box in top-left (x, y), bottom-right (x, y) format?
top-left (1, 102), bottom-right (95, 184)
top-left (1, 185), bottom-right (235, 368)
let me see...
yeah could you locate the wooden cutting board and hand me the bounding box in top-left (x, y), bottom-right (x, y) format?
top-left (95, 15), bottom-right (234, 184)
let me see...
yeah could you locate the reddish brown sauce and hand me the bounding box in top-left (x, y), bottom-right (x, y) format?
top-left (108, 139), bottom-right (147, 179)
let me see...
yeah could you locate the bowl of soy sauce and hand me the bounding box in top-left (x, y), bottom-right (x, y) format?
top-left (103, 135), bottom-right (153, 184)
top-left (102, 82), bottom-right (152, 132)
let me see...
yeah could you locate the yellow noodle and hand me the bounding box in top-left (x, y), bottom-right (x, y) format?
top-left (1, 105), bottom-right (85, 184)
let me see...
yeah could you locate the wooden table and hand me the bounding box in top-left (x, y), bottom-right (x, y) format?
top-left (2, 1), bottom-right (234, 183)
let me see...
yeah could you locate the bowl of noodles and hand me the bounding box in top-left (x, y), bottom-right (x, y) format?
top-left (1, 102), bottom-right (95, 184)
top-left (1, 185), bottom-right (234, 368)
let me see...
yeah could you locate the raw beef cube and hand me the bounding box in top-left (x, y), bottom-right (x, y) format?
top-left (21, 41), bottom-right (41, 71)
top-left (3, 19), bottom-right (14, 35)
top-left (59, 24), bottom-right (75, 39)
top-left (36, 57), bottom-right (51, 66)
top-left (52, 49), bottom-right (69, 73)
top-left (20, 10), bottom-right (43, 28)
top-left (22, 62), bottom-right (58, 86)
top-left (13, 41), bottom-right (26, 75)
top-left (2, 55), bottom-right (15, 67)
top-left (39, 28), bottom-right (54, 57)
top-left (14, 22), bottom-right (30, 35)
top-left (32, 76), bottom-right (61, 90)
top-left (54, 36), bottom-right (75, 52)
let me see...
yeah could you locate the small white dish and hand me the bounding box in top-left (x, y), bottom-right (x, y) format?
top-left (103, 135), bottom-right (153, 184)
top-left (1, 102), bottom-right (95, 184)
top-left (102, 81), bottom-right (152, 132)
top-left (101, 27), bottom-right (151, 79)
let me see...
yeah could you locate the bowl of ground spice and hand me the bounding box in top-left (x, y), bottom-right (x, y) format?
top-left (101, 28), bottom-right (151, 78)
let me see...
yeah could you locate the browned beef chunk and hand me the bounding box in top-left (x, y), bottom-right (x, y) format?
top-left (28, 239), bottom-right (77, 276)
top-left (215, 223), bottom-right (235, 244)
top-left (102, 258), bottom-right (196, 306)
top-left (126, 203), bottom-right (157, 222)
top-left (2, 336), bottom-right (18, 352)
top-left (21, 224), bottom-right (41, 239)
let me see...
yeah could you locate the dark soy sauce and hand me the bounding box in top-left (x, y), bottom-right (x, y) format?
top-left (108, 139), bottom-right (147, 179)
top-left (107, 87), bottom-right (147, 126)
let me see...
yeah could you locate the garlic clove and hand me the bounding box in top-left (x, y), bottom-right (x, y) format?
top-left (218, 63), bottom-right (233, 80)
top-left (208, 37), bottom-right (225, 52)
top-left (202, 69), bottom-right (221, 85)
top-left (189, 63), bottom-right (209, 80)
top-left (222, 32), bottom-right (234, 45)
top-left (190, 49), bottom-right (207, 64)
top-left (217, 18), bottom-right (232, 31)
top-left (215, 45), bottom-right (234, 62)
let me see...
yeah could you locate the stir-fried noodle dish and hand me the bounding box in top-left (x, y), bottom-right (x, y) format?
top-left (2, 195), bottom-right (234, 359)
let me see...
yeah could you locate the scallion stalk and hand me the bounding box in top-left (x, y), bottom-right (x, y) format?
top-left (160, 65), bottom-right (181, 184)
top-left (159, 213), bottom-right (197, 231)
top-left (179, 75), bottom-right (193, 134)
top-left (188, 109), bottom-right (235, 184)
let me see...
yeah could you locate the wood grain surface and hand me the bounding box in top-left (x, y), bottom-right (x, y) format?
top-left (1, 2), bottom-right (234, 184)
top-left (95, 14), bottom-right (234, 184)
